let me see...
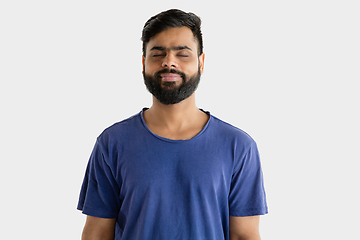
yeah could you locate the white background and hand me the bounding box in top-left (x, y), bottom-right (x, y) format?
top-left (1, 0), bottom-right (359, 239)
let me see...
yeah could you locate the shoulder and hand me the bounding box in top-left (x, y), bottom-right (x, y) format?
top-left (209, 115), bottom-right (256, 147)
top-left (206, 114), bottom-right (260, 171)
top-left (97, 110), bottom-right (144, 144)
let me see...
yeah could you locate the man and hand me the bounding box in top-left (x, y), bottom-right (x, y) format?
top-left (78, 9), bottom-right (268, 240)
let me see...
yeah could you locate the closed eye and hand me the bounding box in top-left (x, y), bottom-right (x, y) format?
top-left (152, 53), bottom-right (165, 57)
top-left (177, 51), bottom-right (190, 58)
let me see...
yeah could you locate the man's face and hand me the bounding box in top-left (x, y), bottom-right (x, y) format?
top-left (142, 27), bottom-right (205, 105)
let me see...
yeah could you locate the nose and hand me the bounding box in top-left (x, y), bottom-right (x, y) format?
top-left (161, 53), bottom-right (178, 69)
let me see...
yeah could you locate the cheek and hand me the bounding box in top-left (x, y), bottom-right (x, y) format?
top-left (143, 61), bottom-right (157, 75)
top-left (183, 61), bottom-right (199, 75)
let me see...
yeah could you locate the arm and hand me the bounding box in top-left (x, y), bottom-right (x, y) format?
top-left (81, 216), bottom-right (116, 240)
top-left (229, 215), bottom-right (261, 240)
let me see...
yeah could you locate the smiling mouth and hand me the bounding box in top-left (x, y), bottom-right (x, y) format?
top-left (160, 73), bottom-right (182, 82)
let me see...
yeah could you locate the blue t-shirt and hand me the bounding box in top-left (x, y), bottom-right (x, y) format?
top-left (77, 109), bottom-right (267, 239)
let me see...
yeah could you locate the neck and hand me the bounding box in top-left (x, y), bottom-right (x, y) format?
top-left (148, 94), bottom-right (199, 128)
top-left (143, 94), bottom-right (209, 140)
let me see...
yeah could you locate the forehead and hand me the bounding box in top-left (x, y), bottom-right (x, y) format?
top-left (146, 27), bottom-right (197, 52)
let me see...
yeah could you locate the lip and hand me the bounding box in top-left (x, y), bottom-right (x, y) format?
top-left (160, 73), bottom-right (182, 82)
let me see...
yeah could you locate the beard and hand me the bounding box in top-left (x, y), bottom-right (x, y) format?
top-left (143, 67), bottom-right (201, 105)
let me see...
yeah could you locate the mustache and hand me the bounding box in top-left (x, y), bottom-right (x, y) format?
top-left (154, 69), bottom-right (186, 80)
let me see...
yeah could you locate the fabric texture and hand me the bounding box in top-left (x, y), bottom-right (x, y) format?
top-left (77, 108), bottom-right (268, 239)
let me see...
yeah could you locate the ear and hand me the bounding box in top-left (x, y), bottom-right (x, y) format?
top-left (199, 53), bottom-right (205, 75)
top-left (142, 55), bottom-right (145, 74)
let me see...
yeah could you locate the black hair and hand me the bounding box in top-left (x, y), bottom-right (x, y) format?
top-left (141, 9), bottom-right (203, 57)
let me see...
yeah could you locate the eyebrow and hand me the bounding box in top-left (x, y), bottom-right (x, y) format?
top-left (149, 45), bottom-right (192, 52)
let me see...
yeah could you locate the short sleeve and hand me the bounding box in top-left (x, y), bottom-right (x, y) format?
top-left (77, 139), bottom-right (120, 218)
top-left (229, 141), bottom-right (268, 217)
